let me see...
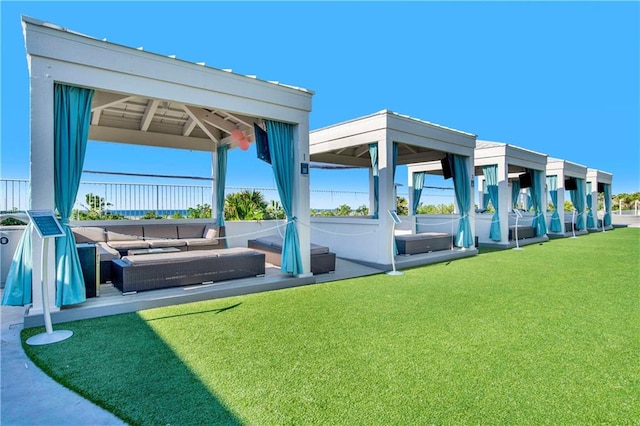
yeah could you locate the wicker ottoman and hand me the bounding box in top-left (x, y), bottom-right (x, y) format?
top-left (395, 232), bottom-right (452, 255)
top-left (247, 235), bottom-right (336, 275)
top-left (508, 226), bottom-right (536, 240)
top-left (112, 248), bottom-right (265, 294)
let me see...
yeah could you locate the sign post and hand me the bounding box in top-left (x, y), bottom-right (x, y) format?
top-left (387, 210), bottom-right (403, 276)
top-left (25, 210), bottom-right (73, 346)
top-left (512, 209), bottom-right (524, 251)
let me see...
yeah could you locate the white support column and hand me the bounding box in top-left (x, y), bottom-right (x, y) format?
top-left (292, 121), bottom-right (311, 276)
top-left (497, 162), bottom-right (509, 245)
top-left (407, 170), bottom-right (415, 216)
top-left (590, 184), bottom-right (598, 228)
top-left (407, 169), bottom-right (420, 233)
top-left (557, 173), bottom-right (566, 234)
top-left (29, 59), bottom-right (57, 315)
top-left (378, 137), bottom-right (395, 266)
top-left (478, 176), bottom-right (486, 211)
top-left (541, 171), bottom-right (548, 224)
top-left (508, 180), bottom-right (514, 210)
top-left (369, 152), bottom-right (376, 217)
top-left (211, 149), bottom-right (218, 220)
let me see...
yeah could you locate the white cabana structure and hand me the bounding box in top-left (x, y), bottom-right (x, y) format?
top-left (546, 158), bottom-right (588, 237)
top-left (311, 110), bottom-right (477, 270)
top-left (586, 168), bottom-right (614, 231)
top-left (3, 16), bottom-right (314, 317)
top-left (473, 141), bottom-right (549, 248)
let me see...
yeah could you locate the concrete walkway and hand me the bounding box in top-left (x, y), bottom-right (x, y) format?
top-left (1, 303), bottom-right (126, 426)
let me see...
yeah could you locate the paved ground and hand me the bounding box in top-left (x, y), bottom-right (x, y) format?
top-left (612, 214), bottom-right (640, 228)
top-left (1, 302), bottom-right (126, 426)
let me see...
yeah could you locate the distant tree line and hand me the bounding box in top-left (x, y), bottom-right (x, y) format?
top-left (612, 192), bottom-right (640, 211)
top-left (12, 190), bottom-right (635, 224)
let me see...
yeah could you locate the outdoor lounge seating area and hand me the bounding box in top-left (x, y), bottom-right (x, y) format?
top-left (247, 235), bottom-right (336, 275)
top-left (72, 223), bottom-right (224, 283)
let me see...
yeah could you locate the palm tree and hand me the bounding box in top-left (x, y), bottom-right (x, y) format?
top-left (355, 205), bottom-right (369, 216)
top-left (266, 200), bottom-right (285, 220)
top-left (335, 204), bottom-right (352, 216)
top-left (224, 190), bottom-right (268, 220)
top-left (396, 196), bottom-right (408, 216)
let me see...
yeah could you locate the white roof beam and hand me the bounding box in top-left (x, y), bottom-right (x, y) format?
top-left (335, 147), bottom-right (348, 155)
top-left (91, 110), bottom-right (101, 125)
top-left (140, 99), bottom-right (159, 131)
top-left (89, 126), bottom-right (216, 152)
top-left (203, 110), bottom-right (240, 134)
top-left (182, 116), bottom-right (197, 137)
top-left (182, 105), bottom-right (221, 144)
top-left (220, 111), bottom-right (259, 129)
top-left (92, 92), bottom-right (137, 111)
top-left (354, 145), bottom-right (370, 158)
top-left (404, 144), bottom-right (418, 154)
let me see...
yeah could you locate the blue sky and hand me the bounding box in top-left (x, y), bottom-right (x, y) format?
top-left (1, 1), bottom-right (639, 208)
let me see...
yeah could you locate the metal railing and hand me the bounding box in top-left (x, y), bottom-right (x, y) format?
top-left (1, 178), bottom-right (385, 219)
top-left (11, 177), bottom-right (636, 219)
top-left (1, 179), bottom-right (29, 213)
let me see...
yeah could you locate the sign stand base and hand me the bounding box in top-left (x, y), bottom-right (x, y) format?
top-left (27, 330), bottom-right (73, 346)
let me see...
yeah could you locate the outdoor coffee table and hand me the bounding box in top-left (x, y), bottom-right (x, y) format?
top-left (127, 247), bottom-right (181, 256)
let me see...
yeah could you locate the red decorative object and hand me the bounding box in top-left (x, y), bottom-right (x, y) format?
top-left (239, 138), bottom-right (250, 151)
top-left (231, 129), bottom-right (244, 142)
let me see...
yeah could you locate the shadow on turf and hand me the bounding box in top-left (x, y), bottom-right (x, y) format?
top-left (144, 302), bottom-right (243, 322)
top-left (22, 312), bottom-right (243, 425)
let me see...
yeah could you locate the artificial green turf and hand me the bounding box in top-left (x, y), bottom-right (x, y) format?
top-left (22, 228), bottom-right (640, 425)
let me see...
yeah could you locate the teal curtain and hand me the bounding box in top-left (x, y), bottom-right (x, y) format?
top-left (369, 143), bottom-right (379, 219)
top-left (511, 180), bottom-right (521, 209)
top-left (412, 172), bottom-right (425, 214)
top-left (526, 189), bottom-right (533, 212)
top-left (452, 155), bottom-right (473, 248)
top-left (1, 224), bottom-right (33, 306)
top-left (586, 182), bottom-right (595, 228)
top-left (216, 145), bottom-right (228, 247)
top-left (603, 183), bottom-right (612, 226)
top-left (482, 180), bottom-right (490, 209)
top-left (482, 165), bottom-right (500, 241)
top-left (266, 120), bottom-right (303, 275)
top-left (529, 170), bottom-right (547, 236)
top-left (54, 84), bottom-right (94, 306)
top-left (547, 175), bottom-right (562, 232)
top-left (569, 178), bottom-right (585, 230)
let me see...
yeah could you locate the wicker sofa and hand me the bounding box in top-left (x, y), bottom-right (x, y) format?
top-left (72, 223), bottom-right (225, 283)
top-left (111, 247), bottom-right (265, 294)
